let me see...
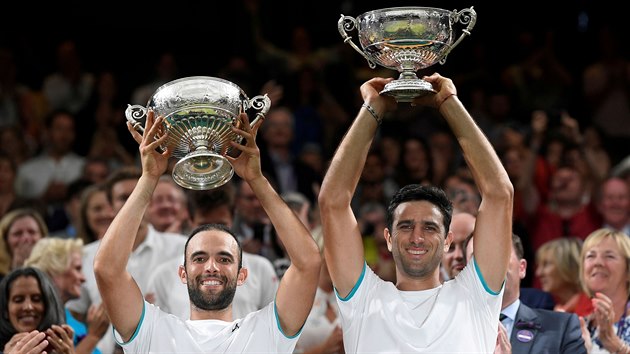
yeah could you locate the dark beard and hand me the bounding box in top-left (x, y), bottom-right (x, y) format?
top-left (188, 276), bottom-right (237, 311)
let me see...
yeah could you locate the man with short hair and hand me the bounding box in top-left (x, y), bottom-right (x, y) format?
top-left (597, 176), bottom-right (630, 235)
top-left (94, 112), bottom-right (320, 352)
top-left (318, 74), bottom-right (514, 352)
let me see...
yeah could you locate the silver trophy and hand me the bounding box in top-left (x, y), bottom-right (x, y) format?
top-left (125, 76), bottom-right (271, 190)
top-left (338, 7), bottom-right (476, 102)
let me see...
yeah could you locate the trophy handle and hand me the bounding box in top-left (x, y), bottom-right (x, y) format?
top-left (338, 15), bottom-right (377, 69)
top-left (246, 94), bottom-right (272, 126)
top-left (125, 104), bottom-right (148, 134)
top-left (440, 7), bottom-right (477, 65)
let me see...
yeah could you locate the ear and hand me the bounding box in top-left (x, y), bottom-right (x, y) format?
top-left (519, 259), bottom-right (527, 280)
top-left (178, 264), bottom-right (187, 285)
top-left (237, 267), bottom-right (248, 286)
top-left (444, 231), bottom-right (454, 252)
top-left (385, 228), bottom-right (393, 252)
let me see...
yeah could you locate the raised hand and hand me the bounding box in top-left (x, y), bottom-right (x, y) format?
top-left (126, 109), bottom-right (171, 178)
top-left (3, 330), bottom-right (48, 354)
top-left (226, 113), bottom-right (265, 183)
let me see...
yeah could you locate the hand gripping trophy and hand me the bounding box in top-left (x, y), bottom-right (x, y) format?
top-left (338, 6), bottom-right (476, 102)
top-left (125, 76), bottom-right (271, 190)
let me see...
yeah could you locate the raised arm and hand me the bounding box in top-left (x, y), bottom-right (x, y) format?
top-left (93, 111), bottom-right (170, 341)
top-left (227, 114), bottom-right (321, 337)
top-left (419, 73), bottom-right (514, 292)
top-left (318, 77), bottom-right (396, 297)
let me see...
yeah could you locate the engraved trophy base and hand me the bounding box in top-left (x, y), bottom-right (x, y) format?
top-left (172, 149), bottom-right (234, 190)
top-left (380, 79), bottom-right (436, 102)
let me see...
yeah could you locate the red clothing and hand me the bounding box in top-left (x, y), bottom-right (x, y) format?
top-left (554, 292), bottom-right (593, 318)
top-left (529, 202), bottom-right (602, 252)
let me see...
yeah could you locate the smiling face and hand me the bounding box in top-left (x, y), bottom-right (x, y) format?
top-left (180, 230), bottom-right (245, 312)
top-left (8, 275), bottom-right (45, 332)
top-left (386, 200), bottom-right (451, 279)
top-left (7, 216), bottom-right (43, 257)
top-left (86, 190), bottom-right (114, 240)
top-left (535, 253), bottom-right (563, 294)
top-left (583, 236), bottom-right (629, 296)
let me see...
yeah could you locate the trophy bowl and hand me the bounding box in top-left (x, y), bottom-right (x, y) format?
top-left (125, 76), bottom-right (271, 190)
top-left (339, 7), bottom-right (476, 102)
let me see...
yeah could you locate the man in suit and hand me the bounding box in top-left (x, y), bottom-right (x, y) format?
top-left (466, 233), bottom-right (586, 354)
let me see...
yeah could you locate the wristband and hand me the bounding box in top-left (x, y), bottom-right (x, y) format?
top-left (362, 103), bottom-right (382, 125)
top-left (438, 93), bottom-right (457, 111)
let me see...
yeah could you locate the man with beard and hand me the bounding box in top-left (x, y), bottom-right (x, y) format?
top-left (94, 112), bottom-right (321, 353)
top-left (318, 74), bottom-right (514, 352)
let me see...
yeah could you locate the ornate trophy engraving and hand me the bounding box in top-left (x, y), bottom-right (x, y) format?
top-left (338, 7), bottom-right (477, 102)
top-left (125, 76), bottom-right (271, 190)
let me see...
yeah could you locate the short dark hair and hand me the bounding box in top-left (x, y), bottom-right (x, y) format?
top-left (184, 224), bottom-right (242, 270)
top-left (512, 233), bottom-right (525, 260)
top-left (386, 184), bottom-right (453, 235)
top-left (0, 267), bottom-right (66, 348)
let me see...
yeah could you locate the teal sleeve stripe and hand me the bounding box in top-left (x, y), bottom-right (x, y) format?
top-left (114, 300), bottom-right (146, 345)
top-left (274, 299), bottom-right (302, 339)
top-left (473, 257), bottom-right (504, 296)
top-left (335, 261), bottom-right (367, 302)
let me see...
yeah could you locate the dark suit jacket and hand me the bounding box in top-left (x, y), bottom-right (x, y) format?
top-left (510, 303), bottom-right (586, 354)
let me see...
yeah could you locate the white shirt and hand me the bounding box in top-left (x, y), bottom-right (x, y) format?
top-left (15, 153), bottom-right (85, 198)
top-left (115, 301), bottom-right (299, 353)
top-left (147, 251), bottom-right (279, 320)
top-left (336, 257), bottom-right (503, 353)
top-left (66, 225), bottom-right (187, 354)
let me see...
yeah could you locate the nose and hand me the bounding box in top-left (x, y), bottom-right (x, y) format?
top-left (205, 259), bottom-right (220, 273)
top-left (23, 299), bottom-right (34, 310)
top-left (410, 227), bottom-right (425, 244)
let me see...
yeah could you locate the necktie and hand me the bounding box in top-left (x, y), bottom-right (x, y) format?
top-left (500, 313), bottom-right (507, 322)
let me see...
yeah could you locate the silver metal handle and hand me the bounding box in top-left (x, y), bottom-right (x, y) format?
top-left (440, 7), bottom-right (477, 65)
top-left (125, 104), bottom-right (148, 133)
top-left (247, 94), bottom-right (272, 126)
top-left (338, 15), bottom-right (376, 69)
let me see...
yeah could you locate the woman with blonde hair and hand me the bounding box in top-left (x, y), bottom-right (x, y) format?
top-left (25, 238), bottom-right (109, 354)
top-left (0, 207), bottom-right (48, 277)
top-left (580, 228), bottom-right (630, 353)
top-left (536, 237), bottom-right (593, 316)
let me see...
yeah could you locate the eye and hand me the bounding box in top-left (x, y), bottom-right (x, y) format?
top-left (219, 257), bottom-right (232, 264)
top-left (192, 256), bottom-right (206, 263)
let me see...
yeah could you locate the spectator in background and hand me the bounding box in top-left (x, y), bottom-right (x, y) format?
top-left (76, 183), bottom-right (114, 246)
top-left (15, 109), bottom-right (85, 206)
top-left (0, 208), bottom-right (48, 277)
top-left (147, 175), bottom-right (190, 235)
top-left (580, 228), bottom-right (630, 353)
top-left (597, 176), bottom-right (630, 235)
top-left (535, 237), bottom-right (592, 316)
top-left (0, 267), bottom-right (74, 353)
top-left (259, 106), bottom-right (322, 205)
top-left (441, 212), bottom-right (476, 281)
top-left (42, 40), bottom-right (94, 115)
top-left (25, 238), bottom-right (110, 354)
top-left (81, 157), bottom-right (111, 185)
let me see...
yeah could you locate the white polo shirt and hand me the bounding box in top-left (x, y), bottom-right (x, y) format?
top-left (336, 257), bottom-right (503, 353)
top-left (114, 300), bottom-right (299, 353)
